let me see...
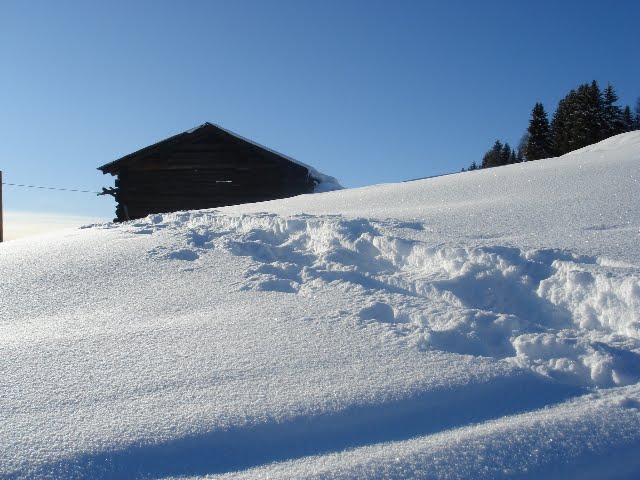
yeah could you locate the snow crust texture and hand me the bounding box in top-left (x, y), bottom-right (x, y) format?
top-left (206, 387), bottom-right (640, 480)
top-left (2, 131), bottom-right (640, 479)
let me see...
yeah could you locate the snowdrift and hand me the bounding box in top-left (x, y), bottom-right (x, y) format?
top-left (1, 131), bottom-right (640, 479)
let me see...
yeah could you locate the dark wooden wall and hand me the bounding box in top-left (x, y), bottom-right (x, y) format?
top-left (105, 127), bottom-right (315, 222)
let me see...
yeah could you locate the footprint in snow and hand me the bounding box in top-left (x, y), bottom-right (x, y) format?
top-left (147, 246), bottom-right (200, 262)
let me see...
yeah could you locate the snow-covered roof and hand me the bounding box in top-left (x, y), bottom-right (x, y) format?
top-left (202, 122), bottom-right (343, 192)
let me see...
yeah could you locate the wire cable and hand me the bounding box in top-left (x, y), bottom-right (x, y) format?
top-left (1, 182), bottom-right (101, 194)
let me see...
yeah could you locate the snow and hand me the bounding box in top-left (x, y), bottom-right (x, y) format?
top-left (1, 131), bottom-right (640, 479)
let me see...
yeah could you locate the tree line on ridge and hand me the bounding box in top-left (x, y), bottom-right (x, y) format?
top-left (465, 81), bottom-right (640, 171)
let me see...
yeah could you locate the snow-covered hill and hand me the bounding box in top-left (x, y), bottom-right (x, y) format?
top-left (2, 132), bottom-right (640, 479)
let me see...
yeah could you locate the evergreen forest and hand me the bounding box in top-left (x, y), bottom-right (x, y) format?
top-left (466, 81), bottom-right (640, 171)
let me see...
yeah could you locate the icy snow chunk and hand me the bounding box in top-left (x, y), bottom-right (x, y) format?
top-left (358, 302), bottom-right (398, 323)
top-left (538, 259), bottom-right (640, 338)
top-left (511, 332), bottom-right (640, 387)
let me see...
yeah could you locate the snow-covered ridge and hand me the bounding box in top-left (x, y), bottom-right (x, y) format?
top-left (561, 130), bottom-right (640, 158)
top-left (2, 130), bottom-right (640, 479)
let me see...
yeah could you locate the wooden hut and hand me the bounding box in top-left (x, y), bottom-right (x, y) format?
top-left (99, 123), bottom-right (333, 222)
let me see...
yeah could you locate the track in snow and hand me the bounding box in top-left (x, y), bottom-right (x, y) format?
top-left (129, 211), bottom-right (640, 389)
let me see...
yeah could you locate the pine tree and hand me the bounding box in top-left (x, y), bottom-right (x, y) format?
top-left (635, 98), bottom-right (640, 130)
top-left (500, 143), bottom-right (512, 166)
top-left (621, 106), bottom-right (635, 132)
top-left (553, 81), bottom-right (605, 154)
top-left (468, 161), bottom-right (478, 171)
top-left (526, 103), bottom-right (553, 160)
top-left (517, 132), bottom-right (529, 162)
top-left (602, 83), bottom-right (624, 136)
top-left (551, 94), bottom-right (572, 155)
top-left (481, 140), bottom-right (504, 169)
top-left (568, 81), bottom-right (604, 150)
top-left (588, 80), bottom-right (605, 141)
top-left (508, 150), bottom-right (517, 164)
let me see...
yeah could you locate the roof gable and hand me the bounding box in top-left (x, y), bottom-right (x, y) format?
top-left (98, 122), bottom-right (308, 175)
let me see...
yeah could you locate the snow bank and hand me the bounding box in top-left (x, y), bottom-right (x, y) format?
top-left (2, 131), bottom-right (640, 479)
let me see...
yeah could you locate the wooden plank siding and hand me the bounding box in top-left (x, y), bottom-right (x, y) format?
top-left (99, 123), bottom-right (317, 222)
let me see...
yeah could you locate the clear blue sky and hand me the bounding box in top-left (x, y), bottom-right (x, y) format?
top-left (1, 0), bottom-right (639, 224)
